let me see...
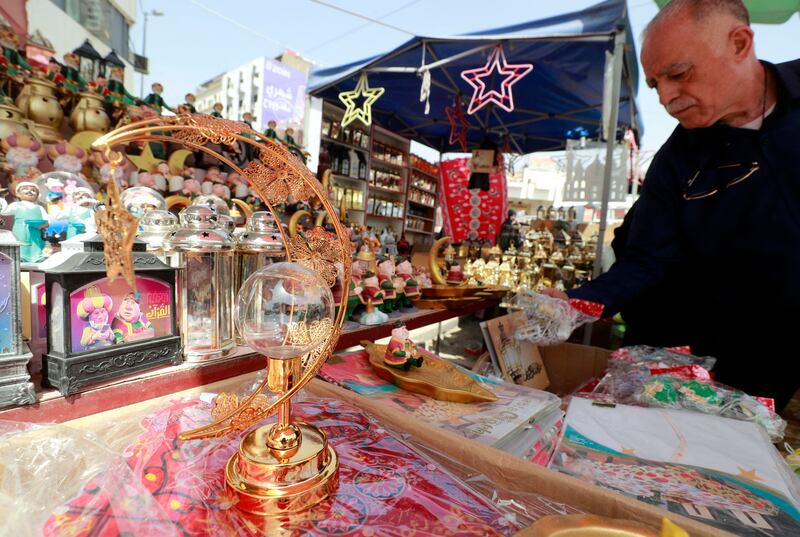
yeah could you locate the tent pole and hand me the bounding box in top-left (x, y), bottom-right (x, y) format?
top-left (583, 26), bottom-right (625, 347)
top-left (593, 28), bottom-right (625, 280)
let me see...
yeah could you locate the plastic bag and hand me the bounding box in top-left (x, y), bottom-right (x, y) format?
top-left (511, 290), bottom-right (602, 346)
top-left (591, 347), bottom-right (786, 442)
top-left (0, 386), bottom-right (582, 536)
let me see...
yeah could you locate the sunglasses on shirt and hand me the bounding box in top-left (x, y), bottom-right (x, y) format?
top-left (683, 161), bottom-right (760, 200)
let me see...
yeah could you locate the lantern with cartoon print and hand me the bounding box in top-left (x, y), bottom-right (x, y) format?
top-left (42, 236), bottom-right (180, 395)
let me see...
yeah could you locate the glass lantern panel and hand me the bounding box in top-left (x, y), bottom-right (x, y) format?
top-left (50, 282), bottom-right (65, 355)
top-left (0, 252), bottom-right (14, 355)
top-left (68, 277), bottom-right (173, 354)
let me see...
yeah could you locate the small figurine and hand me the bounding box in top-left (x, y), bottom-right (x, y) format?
top-left (383, 322), bottom-right (423, 370)
top-left (396, 258), bottom-right (419, 307)
top-left (1, 181), bottom-right (49, 262)
top-left (112, 292), bottom-right (154, 344)
top-left (143, 82), bottom-right (175, 115)
top-left (226, 172), bottom-right (249, 200)
top-left (379, 228), bottom-right (398, 257)
top-left (210, 102), bottom-right (224, 118)
top-left (414, 266), bottom-right (433, 289)
top-left (55, 52), bottom-right (86, 102)
top-left (1, 133), bottom-right (45, 182)
top-left (47, 142), bottom-right (88, 176)
top-left (377, 257), bottom-right (397, 313)
top-left (446, 262), bottom-right (465, 285)
top-left (359, 270), bottom-right (385, 308)
top-left (283, 127), bottom-right (308, 163)
top-left (76, 286), bottom-right (115, 351)
top-left (180, 92), bottom-right (197, 114)
top-left (396, 234), bottom-right (412, 257)
top-left (102, 66), bottom-right (137, 122)
top-left (68, 186), bottom-right (98, 235)
top-left (263, 119), bottom-right (279, 141)
top-left (0, 30), bottom-right (32, 96)
top-left (201, 166), bottom-right (225, 195)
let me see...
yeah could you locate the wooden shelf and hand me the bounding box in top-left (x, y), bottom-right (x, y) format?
top-left (407, 199), bottom-right (435, 209)
top-left (369, 185), bottom-right (404, 195)
top-left (370, 158), bottom-right (406, 173)
top-left (405, 228), bottom-right (433, 235)
top-left (410, 167), bottom-right (439, 180)
top-left (407, 214), bottom-right (434, 223)
top-left (322, 135), bottom-right (368, 153)
top-left (366, 213), bottom-right (404, 221)
top-left (331, 173), bottom-right (367, 184)
top-left (409, 184), bottom-right (437, 196)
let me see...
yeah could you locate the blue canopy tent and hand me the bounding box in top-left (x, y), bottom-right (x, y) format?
top-left (308, 0), bottom-right (643, 155)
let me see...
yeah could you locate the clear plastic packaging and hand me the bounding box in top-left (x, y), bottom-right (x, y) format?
top-left (511, 290), bottom-right (602, 346)
top-left (590, 347), bottom-right (785, 443)
top-left (0, 389), bottom-right (582, 536)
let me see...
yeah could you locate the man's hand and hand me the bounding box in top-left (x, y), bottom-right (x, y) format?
top-left (539, 288), bottom-right (568, 301)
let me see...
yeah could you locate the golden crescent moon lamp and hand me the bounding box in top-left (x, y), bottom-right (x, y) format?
top-left (92, 114), bottom-right (351, 516)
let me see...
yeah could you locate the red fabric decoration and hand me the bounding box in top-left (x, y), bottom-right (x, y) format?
top-left (446, 98), bottom-right (470, 152)
top-left (42, 398), bottom-right (513, 536)
top-left (439, 157), bottom-right (507, 243)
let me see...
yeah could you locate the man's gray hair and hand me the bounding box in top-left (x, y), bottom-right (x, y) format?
top-left (650, 0), bottom-right (750, 30)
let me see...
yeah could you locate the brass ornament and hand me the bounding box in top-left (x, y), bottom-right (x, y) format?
top-left (94, 149), bottom-right (139, 288)
top-left (92, 113), bottom-right (351, 515)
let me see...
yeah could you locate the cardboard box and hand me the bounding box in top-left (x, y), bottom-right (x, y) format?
top-left (540, 342), bottom-right (609, 395)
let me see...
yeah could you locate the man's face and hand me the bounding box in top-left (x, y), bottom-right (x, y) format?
top-left (119, 296), bottom-right (140, 322)
top-left (641, 15), bottom-right (743, 129)
top-left (17, 185), bottom-right (39, 202)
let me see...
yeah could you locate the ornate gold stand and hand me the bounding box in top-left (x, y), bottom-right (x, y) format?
top-left (224, 356), bottom-right (339, 515)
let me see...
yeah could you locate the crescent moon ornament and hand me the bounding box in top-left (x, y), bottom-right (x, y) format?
top-left (429, 235), bottom-right (451, 285)
top-left (167, 148), bottom-right (192, 175)
top-left (165, 195), bottom-right (193, 211)
top-left (289, 209), bottom-right (312, 237)
top-left (92, 113), bottom-right (351, 516)
top-left (69, 131), bottom-right (104, 152)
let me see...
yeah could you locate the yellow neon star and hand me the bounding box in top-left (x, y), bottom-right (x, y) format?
top-left (338, 73), bottom-right (385, 128)
top-left (127, 141), bottom-right (165, 172)
top-left (737, 467), bottom-right (763, 481)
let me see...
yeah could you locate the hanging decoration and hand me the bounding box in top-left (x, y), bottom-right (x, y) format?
top-left (419, 69), bottom-right (431, 115)
top-left (460, 44), bottom-right (533, 115)
top-left (338, 72), bottom-right (385, 128)
top-left (445, 97), bottom-right (470, 152)
top-left (439, 157), bottom-right (507, 244)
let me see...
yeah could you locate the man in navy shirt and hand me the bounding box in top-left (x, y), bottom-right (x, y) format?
top-left (548, 0), bottom-right (800, 410)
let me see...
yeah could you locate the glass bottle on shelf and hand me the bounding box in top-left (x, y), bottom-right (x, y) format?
top-left (348, 148), bottom-right (359, 178)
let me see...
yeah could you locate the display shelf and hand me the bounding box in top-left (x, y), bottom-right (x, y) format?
top-left (321, 135), bottom-right (365, 153)
top-left (0, 299), bottom-right (498, 424)
top-left (368, 185), bottom-right (404, 195)
top-left (410, 167), bottom-right (439, 181)
top-left (407, 214), bottom-right (434, 223)
top-left (367, 213), bottom-right (403, 221)
top-left (370, 158), bottom-right (406, 173)
top-left (405, 228), bottom-right (433, 235)
top-left (409, 184), bottom-right (437, 196)
top-left (408, 199), bottom-right (435, 209)
top-left (332, 173), bottom-right (366, 183)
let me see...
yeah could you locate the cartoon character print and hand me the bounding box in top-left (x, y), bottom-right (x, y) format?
top-left (77, 286), bottom-right (115, 351)
top-left (112, 292), bottom-right (155, 344)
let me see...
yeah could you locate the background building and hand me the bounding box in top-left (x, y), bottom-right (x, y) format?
top-left (23, 0), bottom-right (146, 90)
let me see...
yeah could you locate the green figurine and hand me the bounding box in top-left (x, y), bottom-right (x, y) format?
top-left (143, 82), bottom-right (175, 115)
top-left (210, 102), bottom-right (224, 118)
top-left (56, 52), bottom-right (86, 94)
top-left (263, 119), bottom-right (279, 140)
top-left (181, 92), bottom-right (197, 114)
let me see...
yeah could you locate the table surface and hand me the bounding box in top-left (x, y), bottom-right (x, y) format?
top-left (0, 298), bottom-right (497, 424)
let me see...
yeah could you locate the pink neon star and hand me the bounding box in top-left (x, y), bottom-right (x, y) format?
top-left (460, 44), bottom-right (533, 115)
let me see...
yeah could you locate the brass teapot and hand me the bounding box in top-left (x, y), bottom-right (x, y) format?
top-left (15, 78), bottom-right (64, 143)
top-left (69, 91), bottom-right (110, 133)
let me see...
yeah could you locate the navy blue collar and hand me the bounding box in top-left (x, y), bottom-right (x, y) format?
top-left (770, 59), bottom-right (800, 101)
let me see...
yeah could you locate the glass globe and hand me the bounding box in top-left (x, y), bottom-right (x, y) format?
top-left (34, 171), bottom-right (93, 207)
top-left (237, 262), bottom-right (334, 359)
top-left (193, 194), bottom-right (230, 216)
top-left (120, 186), bottom-right (167, 217)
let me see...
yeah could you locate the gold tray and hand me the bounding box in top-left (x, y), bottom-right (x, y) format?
top-left (361, 341), bottom-right (497, 403)
top-left (421, 285), bottom-right (486, 299)
top-left (515, 515), bottom-right (659, 537)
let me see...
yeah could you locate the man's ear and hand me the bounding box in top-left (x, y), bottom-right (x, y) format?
top-left (729, 25), bottom-right (754, 61)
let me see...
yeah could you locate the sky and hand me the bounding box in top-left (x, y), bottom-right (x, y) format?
top-left (133, 0), bottom-right (800, 155)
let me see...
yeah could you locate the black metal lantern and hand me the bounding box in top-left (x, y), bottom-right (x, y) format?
top-left (42, 237), bottom-right (181, 395)
top-left (73, 39), bottom-right (103, 83)
top-left (102, 50), bottom-right (125, 79)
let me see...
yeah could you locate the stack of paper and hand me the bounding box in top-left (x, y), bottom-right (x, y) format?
top-left (320, 350), bottom-right (561, 461)
top-left (550, 397), bottom-right (800, 536)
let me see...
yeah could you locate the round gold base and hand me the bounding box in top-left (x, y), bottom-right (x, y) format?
top-left (225, 422), bottom-right (339, 516)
